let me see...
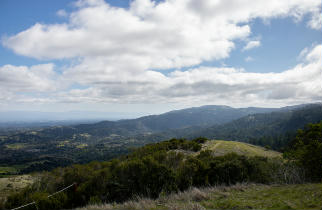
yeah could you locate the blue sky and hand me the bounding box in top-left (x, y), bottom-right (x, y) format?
top-left (0, 0), bottom-right (321, 116)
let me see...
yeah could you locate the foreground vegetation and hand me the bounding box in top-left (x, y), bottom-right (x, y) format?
top-left (79, 183), bottom-right (322, 210)
top-left (1, 121), bottom-right (321, 210)
top-left (0, 175), bottom-right (35, 209)
top-left (0, 138), bottom-right (303, 210)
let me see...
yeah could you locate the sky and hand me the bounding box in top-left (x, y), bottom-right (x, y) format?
top-left (0, 0), bottom-right (321, 116)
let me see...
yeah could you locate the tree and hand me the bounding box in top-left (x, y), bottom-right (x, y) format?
top-left (286, 122), bottom-right (322, 181)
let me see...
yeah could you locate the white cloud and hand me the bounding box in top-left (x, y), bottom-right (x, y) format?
top-left (54, 44), bottom-right (321, 107)
top-left (57, 9), bottom-right (68, 17)
top-left (307, 8), bottom-right (322, 30)
top-left (243, 40), bottom-right (261, 51)
top-left (0, 45), bottom-right (321, 108)
top-left (245, 56), bottom-right (254, 62)
top-left (0, 64), bottom-right (60, 105)
top-left (0, 64), bottom-right (57, 92)
top-left (2, 0), bottom-right (320, 68)
top-left (0, 0), bottom-right (321, 108)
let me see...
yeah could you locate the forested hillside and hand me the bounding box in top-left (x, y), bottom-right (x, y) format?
top-left (187, 103), bottom-right (322, 150)
top-left (1, 138), bottom-right (287, 210)
top-left (0, 104), bottom-right (320, 174)
top-left (3, 122), bottom-right (322, 210)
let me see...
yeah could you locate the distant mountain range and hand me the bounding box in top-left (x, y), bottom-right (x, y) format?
top-left (0, 103), bottom-right (321, 174)
top-left (72, 105), bottom-right (278, 137)
top-left (187, 103), bottom-right (322, 148)
top-left (0, 111), bottom-right (147, 123)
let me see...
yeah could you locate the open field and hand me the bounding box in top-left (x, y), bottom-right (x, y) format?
top-left (0, 175), bottom-right (35, 200)
top-left (5, 143), bottom-right (29, 150)
top-left (79, 183), bottom-right (322, 210)
top-left (201, 140), bottom-right (282, 158)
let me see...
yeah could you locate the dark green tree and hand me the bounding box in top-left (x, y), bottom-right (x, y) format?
top-left (286, 122), bottom-right (322, 181)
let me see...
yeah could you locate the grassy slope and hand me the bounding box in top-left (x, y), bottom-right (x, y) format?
top-left (195, 140), bottom-right (281, 158)
top-left (0, 175), bottom-right (35, 202)
top-left (80, 183), bottom-right (322, 210)
top-left (166, 140), bottom-right (282, 158)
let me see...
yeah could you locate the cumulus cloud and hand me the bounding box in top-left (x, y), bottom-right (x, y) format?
top-left (243, 40), bottom-right (261, 51)
top-left (54, 44), bottom-right (321, 107)
top-left (1, 44), bottom-right (321, 107)
top-left (0, 64), bottom-right (60, 104)
top-left (245, 56), bottom-right (254, 62)
top-left (2, 0), bottom-right (320, 67)
top-left (57, 9), bottom-right (68, 17)
top-left (307, 8), bottom-right (322, 30)
top-left (0, 64), bottom-right (57, 92)
top-left (0, 0), bottom-right (321, 108)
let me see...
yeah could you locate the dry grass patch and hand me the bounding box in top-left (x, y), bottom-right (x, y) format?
top-left (78, 183), bottom-right (322, 210)
top-left (200, 140), bottom-right (282, 158)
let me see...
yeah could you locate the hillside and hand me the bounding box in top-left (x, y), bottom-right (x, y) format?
top-left (186, 103), bottom-right (322, 149)
top-left (79, 183), bottom-right (322, 210)
top-left (200, 140), bottom-right (281, 158)
top-left (0, 105), bottom-right (279, 174)
top-left (171, 140), bottom-right (282, 158)
top-left (5, 131), bottom-right (321, 210)
top-left (0, 103), bottom-right (318, 174)
top-left (73, 105), bottom-right (277, 136)
top-left (3, 137), bottom-right (295, 210)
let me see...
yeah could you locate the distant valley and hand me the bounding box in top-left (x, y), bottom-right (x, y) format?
top-left (0, 103), bottom-right (321, 174)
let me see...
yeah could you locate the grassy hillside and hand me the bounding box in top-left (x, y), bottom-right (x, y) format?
top-left (200, 140), bottom-right (282, 158)
top-left (79, 183), bottom-right (322, 210)
top-left (0, 175), bottom-right (35, 207)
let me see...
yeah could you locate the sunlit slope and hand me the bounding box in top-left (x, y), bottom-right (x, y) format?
top-left (200, 140), bottom-right (282, 158)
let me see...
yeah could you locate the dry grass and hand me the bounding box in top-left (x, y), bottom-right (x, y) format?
top-left (0, 174), bottom-right (36, 208)
top-left (78, 183), bottom-right (322, 210)
top-left (78, 183), bottom-right (253, 210)
top-left (171, 140), bottom-right (282, 158)
top-left (0, 175), bottom-right (34, 196)
top-left (200, 140), bottom-right (282, 158)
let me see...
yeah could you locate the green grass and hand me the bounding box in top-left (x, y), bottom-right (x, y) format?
top-left (200, 140), bottom-right (282, 158)
top-left (79, 183), bottom-right (322, 210)
top-left (201, 183), bottom-right (322, 210)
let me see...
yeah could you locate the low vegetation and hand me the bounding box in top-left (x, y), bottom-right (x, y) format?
top-left (0, 138), bottom-right (302, 210)
top-left (79, 183), bottom-right (322, 210)
top-left (0, 175), bottom-right (35, 209)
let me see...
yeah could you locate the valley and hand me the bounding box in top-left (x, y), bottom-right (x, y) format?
top-left (0, 103), bottom-right (321, 175)
top-left (1, 0), bottom-right (321, 209)
top-left (0, 103), bottom-right (321, 210)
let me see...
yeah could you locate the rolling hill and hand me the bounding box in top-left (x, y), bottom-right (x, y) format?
top-left (199, 140), bottom-right (281, 157)
top-left (0, 103), bottom-right (319, 174)
top-left (72, 105), bottom-right (277, 137)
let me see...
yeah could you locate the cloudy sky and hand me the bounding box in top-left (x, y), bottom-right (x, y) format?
top-left (0, 0), bottom-right (321, 115)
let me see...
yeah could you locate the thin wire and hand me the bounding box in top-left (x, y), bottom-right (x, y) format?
top-left (10, 183), bottom-right (76, 210)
